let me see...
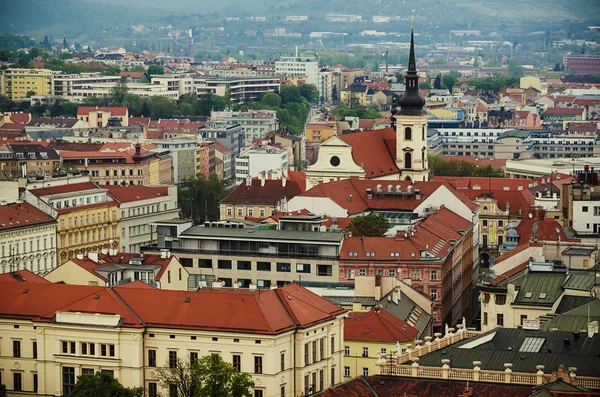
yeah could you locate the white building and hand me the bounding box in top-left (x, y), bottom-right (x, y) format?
top-left (325, 13), bottom-right (362, 22)
top-left (194, 76), bottom-right (281, 103)
top-left (0, 202), bottom-right (57, 274)
top-left (235, 145), bottom-right (289, 184)
top-left (52, 72), bottom-right (121, 100)
top-left (150, 73), bottom-right (196, 97)
top-left (285, 15), bottom-right (308, 22)
top-left (107, 185), bottom-right (179, 253)
top-left (210, 110), bottom-right (278, 144)
top-left (147, 136), bottom-right (199, 183)
top-left (276, 56), bottom-right (319, 86)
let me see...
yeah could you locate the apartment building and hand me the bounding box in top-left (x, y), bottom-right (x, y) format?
top-left (0, 281), bottom-right (345, 397)
top-left (147, 137), bottom-right (198, 183)
top-left (195, 76), bottom-right (281, 103)
top-left (1, 68), bottom-right (53, 100)
top-left (199, 122), bottom-right (244, 176)
top-left (235, 145), bottom-right (289, 184)
top-left (0, 202), bottom-right (57, 274)
top-left (106, 185), bottom-right (179, 253)
top-left (24, 175), bottom-right (120, 265)
top-left (45, 251), bottom-right (188, 290)
top-left (52, 72), bottom-right (121, 100)
top-left (145, 221), bottom-right (343, 289)
top-left (196, 140), bottom-right (216, 179)
top-left (59, 143), bottom-right (173, 186)
top-left (275, 56), bottom-right (319, 87)
top-left (210, 110), bottom-right (278, 145)
top-left (150, 73), bottom-right (195, 97)
top-left (0, 144), bottom-right (61, 179)
top-left (76, 106), bottom-right (129, 128)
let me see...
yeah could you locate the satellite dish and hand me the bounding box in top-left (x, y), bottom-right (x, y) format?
top-left (528, 213), bottom-right (533, 219)
top-left (221, 280), bottom-right (226, 287)
top-left (238, 281), bottom-right (243, 287)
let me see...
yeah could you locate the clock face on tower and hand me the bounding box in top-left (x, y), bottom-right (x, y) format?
top-left (330, 156), bottom-right (341, 167)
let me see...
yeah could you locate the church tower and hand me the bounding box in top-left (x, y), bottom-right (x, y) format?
top-left (394, 26), bottom-right (430, 182)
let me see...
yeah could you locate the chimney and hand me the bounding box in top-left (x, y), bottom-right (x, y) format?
top-left (261, 173), bottom-right (265, 187)
top-left (366, 188), bottom-right (373, 200)
top-left (588, 321), bottom-right (599, 338)
top-left (282, 176), bottom-right (287, 187)
top-left (87, 252), bottom-right (99, 263)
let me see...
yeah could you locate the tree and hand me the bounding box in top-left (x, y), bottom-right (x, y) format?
top-left (178, 174), bottom-right (225, 223)
top-left (109, 82), bottom-right (128, 106)
top-left (346, 213), bottom-right (390, 237)
top-left (70, 371), bottom-right (143, 397)
top-left (418, 81), bottom-right (432, 89)
top-left (156, 355), bottom-right (254, 397)
top-left (58, 52), bottom-right (72, 60)
top-left (147, 65), bottom-right (165, 76)
top-left (433, 74), bottom-right (442, 89)
top-left (442, 75), bottom-right (458, 92)
top-left (299, 83), bottom-right (319, 104)
top-left (331, 84), bottom-right (338, 101)
top-left (506, 58), bottom-right (524, 79)
top-left (279, 84), bottom-right (303, 104)
top-left (25, 90), bottom-right (36, 98)
top-left (261, 92), bottom-right (282, 108)
top-left (0, 384), bottom-right (6, 397)
top-left (553, 63), bottom-right (562, 71)
top-left (149, 96), bottom-right (175, 119)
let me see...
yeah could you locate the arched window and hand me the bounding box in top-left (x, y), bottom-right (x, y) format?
top-left (405, 127), bottom-right (412, 140)
top-left (421, 148), bottom-right (426, 168)
top-left (405, 152), bottom-right (412, 169)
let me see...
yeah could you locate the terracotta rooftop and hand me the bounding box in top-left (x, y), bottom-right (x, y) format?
top-left (339, 128), bottom-right (400, 178)
top-left (221, 178), bottom-right (302, 205)
top-left (438, 155), bottom-right (507, 170)
top-left (0, 202), bottom-right (56, 231)
top-left (77, 106), bottom-right (127, 116)
top-left (544, 108), bottom-right (585, 115)
top-left (106, 185), bottom-right (169, 204)
top-left (345, 308), bottom-right (418, 343)
top-left (0, 270), bottom-right (50, 283)
top-left (29, 182), bottom-right (100, 197)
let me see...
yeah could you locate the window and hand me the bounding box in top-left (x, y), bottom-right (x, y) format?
top-left (237, 208), bottom-right (243, 217)
top-left (363, 367), bottom-right (369, 377)
top-left (362, 347), bottom-right (368, 357)
top-left (14, 372), bottom-right (22, 391)
top-left (495, 294), bottom-right (507, 305)
top-left (317, 264), bottom-right (333, 277)
top-left (281, 386), bottom-right (285, 397)
top-left (595, 206), bottom-right (600, 216)
top-left (304, 343), bottom-right (310, 365)
top-left (389, 269), bottom-right (396, 278)
top-left (169, 384), bottom-right (178, 397)
top-left (280, 352), bottom-right (285, 372)
top-left (254, 391), bottom-right (264, 397)
top-left (82, 368), bottom-right (94, 376)
top-left (62, 367), bottom-right (75, 395)
top-left (319, 369), bottom-right (324, 391)
top-left (276, 263), bottom-right (291, 272)
top-left (257, 262), bottom-right (271, 271)
top-left (430, 270), bottom-right (438, 281)
top-left (254, 356), bottom-right (263, 374)
top-left (331, 336), bottom-right (335, 355)
top-left (148, 383), bottom-right (158, 397)
top-left (358, 269), bottom-right (366, 276)
top-left (312, 341), bottom-right (317, 363)
top-left (482, 293), bottom-right (490, 303)
top-left (521, 315), bottom-right (528, 325)
top-left (344, 346), bottom-right (350, 356)
top-left (319, 338), bottom-right (324, 360)
top-left (33, 341), bottom-right (37, 359)
top-left (190, 352), bottom-right (198, 365)
top-left (497, 313), bottom-right (504, 327)
top-left (13, 340), bottom-right (21, 357)
top-left (582, 206), bottom-right (589, 212)
top-left (483, 220), bottom-right (488, 226)
top-left (296, 263), bottom-right (310, 273)
top-left (71, 341), bottom-right (76, 354)
top-left (344, 366), bottom-right (351, 377)
top-left (404, 151), bottom-right (412, 169)
top-left (483, 312), bottom-right (488, 325)
top-left (233, 355), bottom-right (241, 372)
top-left (237, 261), bottom-right (252, 270)
top-left (218, 260), bottom-right (232, 269)
top-left (410, 269), bottom-right (421, 280)
top-left (33, 373), bottom-right (38, 392)
top-left (148, 349), bottom-right (156, 367)
top-left (405, 127), bottom-right (412, 140)
top-left (430, 289), bottom-right (438, 301)
top-left (331, 367), bottom-right (336, 386)
top-left (169, 351), bottom-right (177, 368)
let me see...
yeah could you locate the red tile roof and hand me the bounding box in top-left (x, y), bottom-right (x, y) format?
top-left (0, 202), bottom-right (56, 231)
top-left (59, 143), bottom-right (159, 164)
top-left (340, 128), bottom-right (400, 178)
top-left (345, 308), bottom-right (418, 343)
top-left (214, 142), bottom-right (231, 153)
top-left (341, 207), bottom-right (471, 261)
top-left (544, 108), bottom-right (585, 115)
top-left (0, 270), bottom-right (49, 283)
top-left (119, 71), bottom-right (145, 78)
top-left (358, 119), bottom-right (375, 129)
top-left (77, 106), bottom-right (127, 116)
top-left (114, 283), bottom-right (345, 334)
top-left (221, 178), bottom-right (302, 205)
top-left (106, 185), bottom-right (169, 204)
top-left (287, 171), bottom-right (307, 193)
top-left (299, 179), bottom-right (447, 215)
top-left (29, 182), bottom-right (100, 197)
top-left (128, 117), bottom-right (150, 126)
top-left (513, 218), bottom-right (575, 244)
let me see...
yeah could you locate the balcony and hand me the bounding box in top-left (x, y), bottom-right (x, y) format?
top-left (141, 245), bottom-right (338, 261)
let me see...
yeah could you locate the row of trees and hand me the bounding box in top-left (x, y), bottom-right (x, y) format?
top-left (332, 102), bottom-right (383, 119)
top-left (428, 154), bottom-right (505, 177)
top-left (178, 174), bottom-right (225, 224)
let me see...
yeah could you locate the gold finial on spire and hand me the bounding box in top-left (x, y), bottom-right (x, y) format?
top-left (411, 15), bottom-right (415, 29)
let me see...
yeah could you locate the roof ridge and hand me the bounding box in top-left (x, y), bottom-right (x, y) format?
top-left (360, 376), bottom-right (381, 397)
top-left (374, 310), bottom-right (412, 340)
top-left (110, 287), bottom-right (146, 327)
top-left (40, 286), bottom-right (105, 319)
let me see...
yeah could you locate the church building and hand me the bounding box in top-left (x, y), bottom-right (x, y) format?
top-left (305, 29), bottom-right (430, 189)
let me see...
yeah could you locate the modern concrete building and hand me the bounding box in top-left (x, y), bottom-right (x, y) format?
top-left (199, 122), bottom-right (244, 177)
top-left (235, 145), bottom-right (289, 184)
top-left (148, 136), bottom-right (198, 183)
top-left (1, 68), bottom-right (53, 100)
top-left (210, 110), bottom-right (278, 145)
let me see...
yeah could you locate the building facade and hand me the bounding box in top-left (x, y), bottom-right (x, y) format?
top-left (210, 110), bottom-right (278, 145)
top-left (235, 145), bottom-right (289, 184)
top-left (1, 68), bottom-right (52, 100)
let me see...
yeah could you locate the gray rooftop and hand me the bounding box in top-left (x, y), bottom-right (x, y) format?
top-left (181, 226), bottom-right (344, 244)
top-left (562, 247), bottom-right (596, 256)
top-left (562, 272), bottom-right (596, 291)
top-left (513, 272), bottom-right (566, 306)
top-left (416, 328), bottom-right (600, 377)
top-left (540, 300), bottom-right (600, 333)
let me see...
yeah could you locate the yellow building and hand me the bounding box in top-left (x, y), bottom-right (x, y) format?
top-left (0, 281), bottom-right (346, 397)
top-left (44, 251), bottom-right (189, 290)
top-left (343, 307), bottom-right (417, 379)
top-left (305, 122), bottom-right (337, 145)
top-left (25, 179), bottom-right (120, 264)
top-left (76, 106), bottom-right (129, 128)
top-left (2, 68), bottom-right (52, 100)
top-left (340, 84), bottom-right (369, 108)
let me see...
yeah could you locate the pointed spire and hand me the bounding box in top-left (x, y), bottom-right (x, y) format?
top-left (408, 29), bottom-right (416, 73)
top-left (395, 25), bottom-right (426, 115)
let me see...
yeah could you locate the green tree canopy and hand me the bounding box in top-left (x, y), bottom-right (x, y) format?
top-left (149, 96), bottom-right (176, 119)
top-left (147, 65), bottom-right (165, 76)
top-left (299, 83), bottom-right (319, 104)
top-left (506, 58), bottom-right (524, 79)
top-left (178, 174), bottom-right (225, 223)
top-left (156, 354), bottom-right (254, 397)
top-left (260, 92), bottom-right (282, 108)
top-left (419, 81), bottom-right (431, 89)
top-left (442, 75), bottom-right (458, 92)
top-left (70, 371), bottom-right (143, 397)
top-left (109, 82), bottom-right (128, 106)
top-left (346, 213), bottom-right (390, 237)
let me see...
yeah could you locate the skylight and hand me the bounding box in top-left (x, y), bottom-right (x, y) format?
top-left (539, 293), bottom-right (547, 299)
top-left (519, 337), bottom-right (545, 353)
top-left (525, 292), bottom-right (533, 298)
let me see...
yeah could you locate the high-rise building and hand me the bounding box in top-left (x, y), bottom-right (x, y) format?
top-left (1, 68), bottom-right (53, 100)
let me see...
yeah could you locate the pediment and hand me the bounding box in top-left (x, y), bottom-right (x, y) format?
top-left (402, 147), bottom-right (414, 151)
top-left (320, 135), bottom-right (351, 148)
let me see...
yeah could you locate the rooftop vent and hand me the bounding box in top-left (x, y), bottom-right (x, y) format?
top-left (184, 298), bottom-right (191, 303)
